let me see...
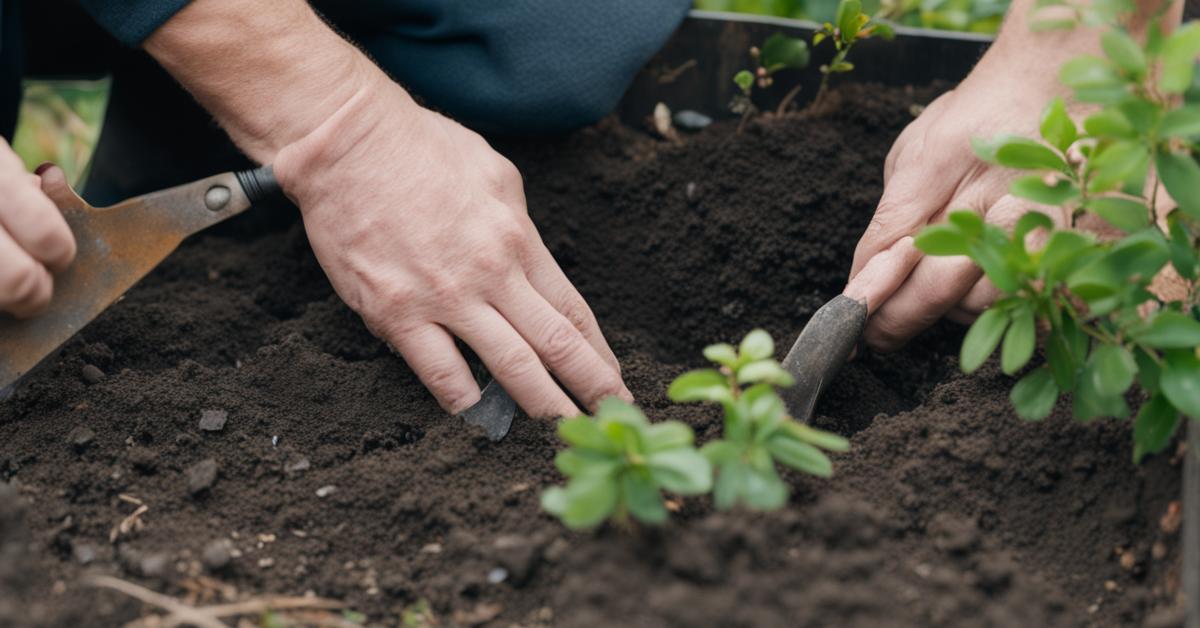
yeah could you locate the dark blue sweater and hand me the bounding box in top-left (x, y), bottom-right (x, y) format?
top-left (70, 0), bottom-right (690, 133)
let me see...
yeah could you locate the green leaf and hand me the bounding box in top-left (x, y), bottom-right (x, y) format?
top-left (1068, 230), bottom-right (1170, 299)
top-left (961, 307), bottom-right (1010, 373)
top-left (1072, 362), bottom-right (1131, 421)
top-left (1046, 318), bottom-right (1086, 391)
top-left (836, 0), bottom-right (864, 42)
top-left (1083, 109), bottom-right (1136, 139)
top-left (994, 137), bottom-right (1070, 171)
top-left (969, 225), bottom-right (1021, 292)
top-left (766, 434), bottom-right (834, 477)
top-left (1011, 176), bottom-right (1079, 205)
top-left (1088, 141), bottom-right (1149, 193)
top-left (949, 210), bottom-right (985, 236)
top-left (555, 449), bottom-right (619, 477)
top-left (780, 421), bottom-right (851, 451)
top-left (557, 474), bottom-right (619, 529)
top-left (1133, 393), bottom-right (1181, 463)
top-left (1013, 211), bottom-right (1055, 249)
top-left (1010, 367), bottom-right (1059, 420)
top-left (703, 343), bottom-right (738, 367)
top-left (712, 460), bottom-right (748, 510)
top-left (1156, 150), bottom-right (1200, 218)
top-left (1161, 349), bottom-right (1200, 417)
top-left (742, 466), bottom-right (789, 510)
top-left (1101, 29), bottom-right (1147, 76)
top-left (867, 21), bottom-right (895, 40)
top-left (1170, 218), bottom-right (1199, 280)
top-left (668, 369), bottom-right (733, 404)
top-left (597, 397), bottom-right (649, 427)
top-left (736, 359), bottom-right (796, 386)
top-left (1159, 105), bottom-right (1200, 138)
top-left (739, 329), bottom-right (775, 361)
top-left (1135, 346), bottom-right (1162, 394)
top-left (620, 471), bottom-right (668, 525)
top-left (701, 440), bottom-right (742, 465)
top-left (1001, 306), bottom-right (1037, 375)
top-left (760, 33), bottom-right (810, 72)
top-left (1089, 344), bottom-right (1138, 396)
top-left (1037, 230), bottom-right (1096, 282)
top-left (1133, 310), bottom-right (1200, 348)
top-left (558, 417), bottom-right (617, 453)
top-left (915, 224), bottom-right (970, 256)
top-left (1086, 197), bottom-right (1151, 232)
top-left (643, 421), bottom-right (694, 452)
top-left (1040, 98), bottom-right (1078, 152)
top-left (1059, 55), bottom-right (1123, 90)
top-left (1161, 23), bottom-right (1200, 94)
top-left (540, 486), bottom-right (568, 516)
top-left (647, 449), bottom-right (713, 495)
top-left (733, 70), bottom-right (754, 94)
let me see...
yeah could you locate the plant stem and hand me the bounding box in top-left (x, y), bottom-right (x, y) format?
top-left (776, 83), bottom-right (804, 116)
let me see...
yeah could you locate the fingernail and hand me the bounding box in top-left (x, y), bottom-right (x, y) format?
top-left (34, 163), bottom-right (54, 176)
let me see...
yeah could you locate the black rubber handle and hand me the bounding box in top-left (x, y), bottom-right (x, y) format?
top-left (234, 166), bottom-right (282, 204)
top-left (779, 294), bottom-right (868, 422)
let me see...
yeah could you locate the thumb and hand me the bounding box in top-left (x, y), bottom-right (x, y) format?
top-left (36, 163), bottom-right (88, 213)
top-left (844, 236), bottom-right (922, 317)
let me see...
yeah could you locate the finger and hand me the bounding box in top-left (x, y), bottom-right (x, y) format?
top-left (843, 236), bottom-right (923, 316)
top-left (523, 242), bottom-right (623, 377)
top-left (451, 307), bottom-right (579, 419)
top-left (0, 227), bottom-right (53, 318)
top-left (0, 173), bottom-right (75, 272)
top-left (386, 323), bottom-right (481, 414)
top-left (495, 279), bottom-right (631, 412)
top-left (863, 255), bottom-right (982, 352)
top-left (956, 276), bottom-right (1000, 319)
top-left (850, 148), bottom-right (963, 281)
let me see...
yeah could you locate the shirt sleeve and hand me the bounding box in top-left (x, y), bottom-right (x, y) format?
top-left (77, 0), bottom-right (192, 46)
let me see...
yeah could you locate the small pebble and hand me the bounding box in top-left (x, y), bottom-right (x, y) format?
top-left (1152, 541), bottom-right (1167, 560)
top-left (81, 364), bottom-right (106, 385)
top-left (186, 459), bottom-right (219, 495)
top-left (673, 109), bottom-right (713, 130)
top-left (198, 410), bottom-right (228, 432)
top-left (315, 485), bottom-right (337, 498)
top-left (67, 426), bottom-right (95, 450)
top-left (285, 457), bottom-right (311, 474)
top-left (487, 567), bottom-right (508, 584)
top-left (202, 539), bottom-right (232, 570)
top-left (1104, 580), bottom-right (1119, 592)
top-left (140, 553), bottom-right (171, 578)
top-left (1119, 550), bottom-right (1136, 571)
top-left (72, 543), bottom-right (97, 565)
top-left (258, 557), bottom-right (275, 568)
top-left (420, 543), bottom-right (442, 554)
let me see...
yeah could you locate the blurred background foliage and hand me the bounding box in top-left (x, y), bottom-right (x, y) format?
top-left (695, 0), bottom-right (1007, 33)
top-left (12, 79), bottom-right (108, 187)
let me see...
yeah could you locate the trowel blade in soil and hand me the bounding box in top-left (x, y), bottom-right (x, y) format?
top-left (779, 294), bottom-right (868, 423)
top-left (458, 379), bottom-right (516, 441)
top-left (0, 172), bottom-right (258, 396)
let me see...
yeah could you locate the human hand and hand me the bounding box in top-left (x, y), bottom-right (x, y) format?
top-left (0, 144), bottom-right (76, 317)
top-left (274, 81), bottom-right (629, 418)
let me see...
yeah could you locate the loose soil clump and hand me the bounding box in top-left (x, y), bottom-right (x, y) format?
top-left (0, 83), bottom-right (1185, 627)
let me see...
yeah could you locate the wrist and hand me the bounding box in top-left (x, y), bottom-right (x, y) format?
top-left (146, 0), bottom-right (383, 163)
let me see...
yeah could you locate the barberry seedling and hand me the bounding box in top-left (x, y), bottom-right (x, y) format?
top-left (669, 330), bottom-right (849, 510)
top-left (812, 0), bottom-right (895, 109)
top-left (731, 33), bottom-right (811, 129)
top-left (540, 398), bottom-right (712, 529)
top-left (915, 0), bottom-right (1200, 462)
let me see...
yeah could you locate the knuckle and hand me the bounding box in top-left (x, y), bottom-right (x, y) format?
top-left (558, 296), bottom-right (593, 333)
top-left (492, 345), bottom-right (538, 381)
top-left (539, 317), bottom-right (584, 365)
top-left (2, 259), bottom-right (46, 306)
top-left (28, 221), bottom-right (75, 266)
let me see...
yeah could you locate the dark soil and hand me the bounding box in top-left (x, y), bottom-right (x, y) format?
top-left (0, 83), bottom-right (1187, 627)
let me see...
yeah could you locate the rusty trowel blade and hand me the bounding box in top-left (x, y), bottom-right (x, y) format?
top-left (0, 172), bottom-right (256, 397)
top-left (779, 294), bottom-right (868, 422)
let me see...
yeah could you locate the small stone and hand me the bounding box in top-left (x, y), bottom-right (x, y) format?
top-left (685, 182), bottom-right (699, 204)
top-left (81, 364), bottom-right (106, 385)
top-left (420, 543), bottom-right (442, 554)
top-left (68, 426), bottom-right (95, 450)
top-left (285, 457), bottom-right (311, 474)
top-left (1152, 541), bottom-right (1167, 560)
top-left (258, 557), bottom-right (275, 568)
top-left (1160, 501), bottom-right (1182, 534)
top-left (492, 534), bottom-right (542, 584)
top-left (315, 485), bottom-right (336, 498)
top-left (1119, 550), bottom-right (1137, 571)
top-left (72, 542), bottom-right (97, 565)
top-left (1104, 580), bottom-right (1119, 592)
top-left (186, 459), bottom-right (219, 495)
top-left (140, 552), bottom-right (171, 578)
top-left (127, 447), bottom-right (158, 474)
top-left (202, 539), bottom-right (232, 570)
top-left (487, 567), bottom-right (508, 584)
top-left (198, 410), bottom-right (228, 432)
top-left (652, 102), bottom-right (674, 139)
top-left (673, 109), bottom-right (713, 130)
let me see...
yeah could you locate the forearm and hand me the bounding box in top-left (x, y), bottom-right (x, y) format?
top-left (144, 0), bottom-right (414, 163)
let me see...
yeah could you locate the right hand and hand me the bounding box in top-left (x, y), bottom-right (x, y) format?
top-left (274, 81), bottom-right (630, 419)
top-left (0, 143), bottom-right (76, 317)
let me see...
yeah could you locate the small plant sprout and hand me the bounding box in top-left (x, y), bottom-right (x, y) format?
top-left (540, 398), bottom-right (712, 529)
top-left (915, 0), bottom-right (1200, 463)
top-left (731, 33), bottom-right (811, 129)
top-left (669, 330), bottom-right (850, 510)
top-left (812, 0), bottom-right (895, 108)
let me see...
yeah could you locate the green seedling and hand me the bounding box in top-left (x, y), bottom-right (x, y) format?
top-left (915, 0), bottom-right (1200, 462)
top-left (540, 398), bottom-right (712, 529)
top-left (731, 33), bottom-right (811, 129)
top-left (812, 0), bottom-right (896, 109)
top-left (669, 330), bottom-right (850, 510)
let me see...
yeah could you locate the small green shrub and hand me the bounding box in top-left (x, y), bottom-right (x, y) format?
top-left (811, 0), bottom-right (895, 107)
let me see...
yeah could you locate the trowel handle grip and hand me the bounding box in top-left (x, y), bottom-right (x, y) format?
top-left (235, 166), bottom-right (282, 204)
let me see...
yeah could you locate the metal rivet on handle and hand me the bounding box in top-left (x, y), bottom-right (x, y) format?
top-left (204, 185), bottom-right (231, 211)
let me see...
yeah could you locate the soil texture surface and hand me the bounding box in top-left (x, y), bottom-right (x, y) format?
top-left (0, 83), bottom-right (1188, 627)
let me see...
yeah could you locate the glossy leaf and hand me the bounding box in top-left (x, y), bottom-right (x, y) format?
top-left (1010, 367), bottom-right (1059, 421)
top-left (1086, 197), bottom-right (1150, 232)
top-left (621, 471), bottom-right (668, 525)
top-left (1001, 306), bottom-right (1037, 375)
top-left (1133, 393), bottom-right (1180, 463)
top-left (1040, 97), bottom-right (1078, 152)
top-left (1101, 29), bottom-right (1146, 76)
top-left (647, 449), bottom-right (713, 495)
top-left (668, 369), bottom-right (733, 404)
top-left (1156, 150), bottom-right (1200, 218)
top-left (1161, 349), bottom-right (1200, 417)
top-left (914, 224), bottom-right (969, 256)
top-left (1159, 105), bottom-right (1200, 138)
top-left (1089, 344), bottom-right (1137, 397)
top-left (994, 137), bottom-right (1070, 171)
top-left (1169, 219), bottom-right (1198, 280)
top-left (767, 435), bottom-right (834, 477)
top-left (643, 421), bottom-right (695, 452)
top-left (733, 70), bottom-right (754, 94)
top-left (558, 416), bottom-right (617, 453)
top-left (739, 329), bottom-right (775, 361)
top-left (1132, 310), bottom-right (1200, 348)
top-left (1011, 176), bottom-right (1078, 205)
top-left (961, 307), bottom-right (1010, 373)
top-left (1083, 109), bottom-right (1136, 139)
top-left (761, 33), bottom-right (811, 72)
top-left (737, 359), bottom-right (796, 386)
top-left (702, 343), bottom-right (738, 367)
top-left (556, 474), bottom-right (619, 529)
top-left (781, 421), bottom-right (851, 451)
top-left (1161, 23), bottom-right (1200, 94)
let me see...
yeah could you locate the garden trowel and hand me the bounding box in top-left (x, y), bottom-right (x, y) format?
top-left (778, 294), bottom-right (868, 423)
top-left (0, 166), bottom-right (516, 441)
